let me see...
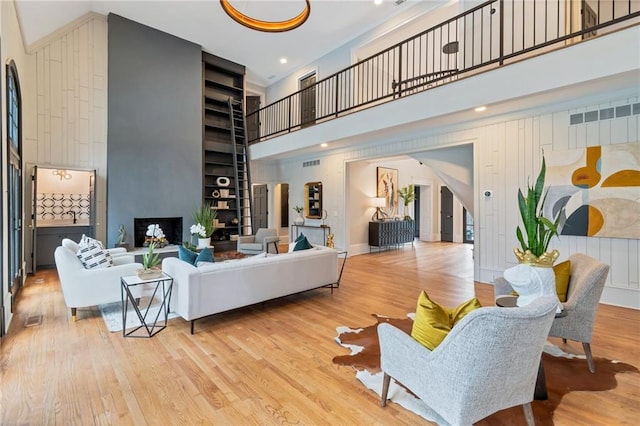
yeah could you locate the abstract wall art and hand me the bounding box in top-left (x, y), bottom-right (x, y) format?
top-left (545, 142), bottom-right (640, 238)
top-left (377, 167), bottom-right (399, 219)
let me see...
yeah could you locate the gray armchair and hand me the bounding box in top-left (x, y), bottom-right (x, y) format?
top-left (495, 253), bottom-right (610, 372)
top-left (237, 228), bottom-right (279, 255)
top-left (379, 296), bottom-right (558, 425)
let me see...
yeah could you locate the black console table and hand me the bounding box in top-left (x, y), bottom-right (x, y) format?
top-left (291, 224), bottom-right (331, 246)
top-left (369, 221), bottom-right (414, 252)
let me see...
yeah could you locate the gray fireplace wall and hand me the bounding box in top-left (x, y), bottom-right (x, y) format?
top-left (107, 13), bottom-right (202, 247)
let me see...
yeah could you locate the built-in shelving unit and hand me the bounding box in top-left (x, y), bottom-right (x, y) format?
top-left (202, 52), bottom-right (252, 252)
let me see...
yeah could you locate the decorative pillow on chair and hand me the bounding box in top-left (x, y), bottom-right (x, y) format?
top-left (554, 260), bottom-right (571, 302)
top-left (76, 235), bottom-right (113, 269)
top-left (411, 290), bottom-right (481, 351)
top-left (179, 245), bottom-right (214, 266)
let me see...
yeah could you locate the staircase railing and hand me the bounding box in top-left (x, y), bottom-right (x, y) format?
top-left (247, 0), bottom-right (639, 144)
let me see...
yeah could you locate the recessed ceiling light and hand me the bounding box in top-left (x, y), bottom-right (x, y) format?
top-left (374, 0), bottom-right (383, 5)
top-left (474, 106), bottom-right (487, 112)
top-left (320, 143), bottom-right (328, 148)
top-left (279, 58), bottom-right (288, 64)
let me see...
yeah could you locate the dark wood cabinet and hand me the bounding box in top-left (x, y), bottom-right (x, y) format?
top-left (36, 226), bottom-right (90, 269)
top-left (202, 52), bottom-right (251, 252)
top-left (369, 221), bottom-right (414, 251)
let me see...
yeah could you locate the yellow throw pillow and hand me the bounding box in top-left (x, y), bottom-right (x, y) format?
top-left (554, 260), bottom-right (571, 302)
top-left (410, 291), bottom-right (481, 350)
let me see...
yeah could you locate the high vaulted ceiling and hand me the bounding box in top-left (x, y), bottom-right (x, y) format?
top-left (14, 0), bottom-right (434, 86)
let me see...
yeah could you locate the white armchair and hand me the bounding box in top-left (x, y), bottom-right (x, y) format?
top-left (237, 228), bottom-right (279, 255)
top-left (378, 296), bottom-right (558, 425)
top-left (54, 244), bottom-right (142, 321)
top-left (495, 253), bottom-right (610, 372)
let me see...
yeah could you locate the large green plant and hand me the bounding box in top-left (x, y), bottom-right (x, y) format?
top-left (193, 203), bottom-right (218, 238)
top-left (397, 184), bottom-right (415, 221)
top-left (515, 156), bottom-right (565, 258)
top-left (397, 184), bottom-right (415, 207)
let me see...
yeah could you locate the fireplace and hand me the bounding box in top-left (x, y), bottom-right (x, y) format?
top-left (134, 217), bottom-right (183, 247)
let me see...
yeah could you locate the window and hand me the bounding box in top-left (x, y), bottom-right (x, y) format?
top-left (6, 60), bottom-right (23, 311)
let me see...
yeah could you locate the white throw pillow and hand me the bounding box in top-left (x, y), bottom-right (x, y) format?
top-left (76, 235), bottom-right (113, 269)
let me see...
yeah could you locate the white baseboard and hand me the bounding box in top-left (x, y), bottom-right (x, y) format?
top-left (600, 286), bottom-right (640, 310)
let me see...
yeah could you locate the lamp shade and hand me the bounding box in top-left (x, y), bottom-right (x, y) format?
top-left (372, 197), bottom-right (387, 208)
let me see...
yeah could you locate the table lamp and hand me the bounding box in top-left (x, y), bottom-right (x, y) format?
top-left (371, 197), bottom-right (387, 222)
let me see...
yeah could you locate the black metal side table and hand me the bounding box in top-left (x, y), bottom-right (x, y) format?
top-left (120, 272), bottom-right (173, 338)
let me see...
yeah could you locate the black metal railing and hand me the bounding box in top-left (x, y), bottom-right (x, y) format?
top-left (248, 0), bottom-right (640, 143)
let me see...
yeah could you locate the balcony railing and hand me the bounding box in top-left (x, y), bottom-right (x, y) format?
top-left (247, 0), bottom-right (640, 144)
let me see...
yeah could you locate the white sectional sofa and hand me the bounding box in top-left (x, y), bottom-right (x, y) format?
top-left (162, 245), bottom-right (338, 333)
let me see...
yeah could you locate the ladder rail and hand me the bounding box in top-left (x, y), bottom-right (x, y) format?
top-left (228, 97), bottom-right (253, 237)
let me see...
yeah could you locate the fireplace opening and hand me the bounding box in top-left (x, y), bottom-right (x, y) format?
top-left (134, 217), bottom-right (183, 248)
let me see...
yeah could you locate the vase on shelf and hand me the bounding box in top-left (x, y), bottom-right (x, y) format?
top-left (197, 237), bottom-right (211, 249)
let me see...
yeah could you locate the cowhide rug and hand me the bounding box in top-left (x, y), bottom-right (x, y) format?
top-left (333, 314), bottom-right (639, 425)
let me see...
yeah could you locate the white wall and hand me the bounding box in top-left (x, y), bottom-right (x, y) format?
top-left (25, 13), bottom-right (108, 240)
top-left (254, 90), bottom-right (640, 309)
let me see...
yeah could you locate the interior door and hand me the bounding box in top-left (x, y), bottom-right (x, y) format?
top-left (252, 184), bottom-right (268, 231)
top-left (246, 95), bottom-right (261, 143)
top-left (89, 170), bottom-right (96, 238)
top-left (31, 165), bottom-right (38, 273)
top-left (300, 73), bottom-right (316, 127)
top-left (280, 183), bottom-right (289, 228)
top-left (440, 186), bottom-right (453, 242)
top-left (413, 185), bottom-right (421, 238)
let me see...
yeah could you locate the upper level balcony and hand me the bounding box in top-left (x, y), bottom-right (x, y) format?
top-left (247, 0), bottom-right (640, 158)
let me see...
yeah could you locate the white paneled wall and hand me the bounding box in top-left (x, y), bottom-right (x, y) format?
top-left (30, 14), bottom-right (108, 240)
top-left (265, 94), bottom-right (640, 309)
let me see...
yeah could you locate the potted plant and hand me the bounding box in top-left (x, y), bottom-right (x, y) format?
top-left (514, 155), bottom-right (566, 267)
top-left (115, 224), bottom-right (130, 251)
top-left (397, 184), bottom-right (415, 221)
top-left (137, 242), bottom-right (163, 279)
top-left (192, 203), bottom-right (218, 248)
top-left (293, 205), bottom-right (305, 225)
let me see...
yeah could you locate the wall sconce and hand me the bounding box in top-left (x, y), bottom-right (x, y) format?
top-left (52, 169), bottom-right (72, 180)
top-left (371, 197), bottom-right (387, 222)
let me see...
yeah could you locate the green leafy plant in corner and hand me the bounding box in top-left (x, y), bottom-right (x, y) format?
top-left (397, 184), bottom-right (416, 221)
top-left (142, 242), bottom-right (161, 270)
top-left (515, 155), bottom-right (566, 260)
top-left (193, 202), bottom-right (218, 238)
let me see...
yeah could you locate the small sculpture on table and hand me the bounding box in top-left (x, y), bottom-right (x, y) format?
top-left (326, 233), bottom-right (335, 248)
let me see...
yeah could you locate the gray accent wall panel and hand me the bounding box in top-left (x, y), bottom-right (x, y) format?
top-left (107, 14), bottom-right (202, 246)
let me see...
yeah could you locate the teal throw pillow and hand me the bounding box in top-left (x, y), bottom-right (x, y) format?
top-left (196, 247), bottom-right (214, 264)
top-left (179, 245), bottom-right (198, 264)
top-left (178, 246), bottom-right (215, 265)
top-left (293, 235), bottom-right (313, 251)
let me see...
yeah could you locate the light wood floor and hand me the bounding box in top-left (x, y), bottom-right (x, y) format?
top-left (1, 242), bottom-right (639, 425)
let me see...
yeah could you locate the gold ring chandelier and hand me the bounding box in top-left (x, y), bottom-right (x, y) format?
top-left (220, 0), bottom-right (311, 33)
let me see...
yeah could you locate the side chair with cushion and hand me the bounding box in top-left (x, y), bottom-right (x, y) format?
top-left (494, 253), bottom-right (610, 373)
top-left (237, 228), bottom-right (279, 255)
top-left (54, 242), bottom-right (143, 321)
top-left (378, 296), bottom-right (558, 426)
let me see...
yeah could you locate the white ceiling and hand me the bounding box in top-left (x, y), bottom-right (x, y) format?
top-left (14, 0), bottom-right (432, 87)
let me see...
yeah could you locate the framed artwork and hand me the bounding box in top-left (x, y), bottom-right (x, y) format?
top-left (377, 167), bottom-right (398, 219)
top-left (545, 142), bottom-right (640, 238)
